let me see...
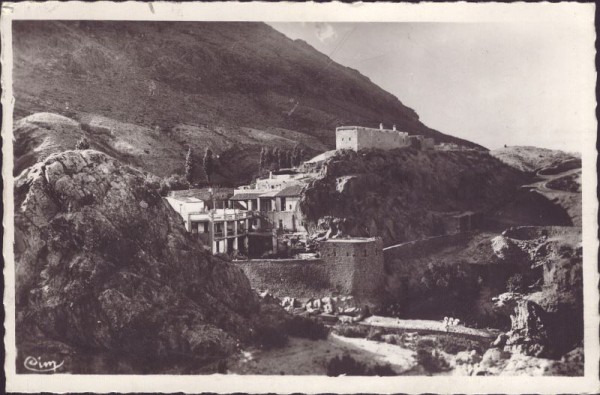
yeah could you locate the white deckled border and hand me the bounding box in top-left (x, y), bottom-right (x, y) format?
top-left (1, 1), bottom-right (598, 394)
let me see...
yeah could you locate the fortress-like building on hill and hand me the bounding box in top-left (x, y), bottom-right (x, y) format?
top-left (336, 123), bottom-right (411, 151)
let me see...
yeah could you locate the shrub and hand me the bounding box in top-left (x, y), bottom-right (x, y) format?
top-left (379, 301), bottom-right (404, 318)
top-left (506, 273), bottom-right (526, 293)
top-left (254, 323), bottom-right (288, 350)
top-left (326, 354), bottom-right (396, 376)
top-left (334, 324), bottom-right (370, 339)
top-left (75, 137), bottom-right (91, 150)
top-left (415, 339), bottom-right (450, 373)
top-left (284, 316), bottom-right (329, 340)
top-left (159, 174), bottom-right (190, 196)
top-left (435, 335), bottom-right (486, 355)
top-left (418, 261), bottom-right (481, 317)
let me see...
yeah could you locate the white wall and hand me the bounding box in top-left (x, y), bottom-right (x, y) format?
top-left (336, 128), bottom-right (358, 150)
top-left (165, 197), bottom-right (205, 220)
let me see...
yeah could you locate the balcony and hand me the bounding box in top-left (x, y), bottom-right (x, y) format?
top-left (188, 209), bottom-right (254, 223)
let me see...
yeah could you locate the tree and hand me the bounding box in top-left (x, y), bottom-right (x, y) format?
top-left (299, 148), bottom-right (306, 164)
top-left (269, 148), bottom-right (277, 171)
top-left (283, 149), bottom-right (292, 169)
top-left (259, 147), bottom-right (267, 171)
top-left (291, 146), bottom-right (301, 167)
top-left (275, 148), bottom-right (283, 171)
top-left (75, 137), bottom-right (91, 150)
top-left (185, 147), bottom-right (195, 185)
top-left (262, 147), bottom-right (272, 170)
top-left (203, 148), bottom-right (215, 183)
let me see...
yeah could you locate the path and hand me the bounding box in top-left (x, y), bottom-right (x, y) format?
top-left (359, 316), bottom-right (500, 340)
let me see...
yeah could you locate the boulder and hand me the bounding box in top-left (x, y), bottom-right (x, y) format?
top-left (14, 150), bottom-right (286, 365)
top-left (455, 350), bottom-right (482, 365)
top-left (491, 235), bottom-right (528, 264)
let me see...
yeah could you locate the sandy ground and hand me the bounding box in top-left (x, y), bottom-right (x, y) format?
top-left (228, 334), bottom-right (417, 375)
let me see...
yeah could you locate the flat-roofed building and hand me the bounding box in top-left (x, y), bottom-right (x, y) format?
top-left (336, 124), bottom-right (410, 152)
top-left (165, 188), bottom-right (253, 255)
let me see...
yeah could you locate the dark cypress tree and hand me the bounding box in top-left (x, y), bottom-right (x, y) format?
top-left (291, 146), bottom-right (300, 167)
top-left (284, 149), bottom-right (292, 168)
top-left (280, 148), bottom-right (287, 170)
top-left (185, 147), bottom-right (195, 185)
top-left (264, 147), bottom-right (274, 169)
top-left (203, 148), bottom-right (214, 183)
top-left (259, 147), bottom-right (267, 171)
top-left (271, 148), bottom-right (280, 171)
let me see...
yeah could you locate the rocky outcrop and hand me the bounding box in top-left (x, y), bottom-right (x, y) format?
top-left (14, 150), bottom-right (285, 365)
top-left (490, 235), bottom-right (529, 264)
top-left (492, 293), bottom-right (550, 357)
top-left (300, 149), bottom-right (526, 246)
top-left (490, 227), bottom-right (583, 355)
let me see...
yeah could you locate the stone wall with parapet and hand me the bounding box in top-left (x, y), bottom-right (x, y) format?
top-left (237, 237), bottom-right (386, 302)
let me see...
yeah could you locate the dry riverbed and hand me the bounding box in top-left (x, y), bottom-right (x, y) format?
top-left (228, 333), bottom-right (418, 375)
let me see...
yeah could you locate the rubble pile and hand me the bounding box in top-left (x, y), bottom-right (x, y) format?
top-left (259, 291), bottom-right (368, 322)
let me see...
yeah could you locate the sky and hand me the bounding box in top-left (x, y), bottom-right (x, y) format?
top-left (269, 22), bottom-right (595, 152)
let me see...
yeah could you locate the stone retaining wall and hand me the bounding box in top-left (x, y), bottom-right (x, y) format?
top-left (235, 258), bottom-right (332, 298)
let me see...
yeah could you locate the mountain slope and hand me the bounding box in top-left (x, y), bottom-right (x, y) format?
top-left (13, 21), bottom-right (483, 183)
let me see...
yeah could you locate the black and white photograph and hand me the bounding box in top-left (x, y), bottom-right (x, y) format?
top-left (2, 1), bottom-right (598, 393)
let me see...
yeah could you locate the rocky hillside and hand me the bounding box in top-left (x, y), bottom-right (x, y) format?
top-left (14, 150), bottom-right (295, 372)
top-left (300, 149), bottom-right (529, 246)
top-left (488, 146), bottom-right (582, 227)
top-left (13, 21), bottom-right (483, 184)
top-left (490, 146), bottom-right (580, 174)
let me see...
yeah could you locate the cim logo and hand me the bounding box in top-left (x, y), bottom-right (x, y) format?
top-left (23, 356), bottom-right (64, 373)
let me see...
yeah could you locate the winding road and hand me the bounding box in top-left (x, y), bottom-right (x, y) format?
top-left (522, 167), bottom-right (581, 194)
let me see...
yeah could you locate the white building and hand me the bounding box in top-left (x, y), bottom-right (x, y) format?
top-left (336, 124), bottom-right (410, 152)
top-left (165, 189), bottom-right (254, 255)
